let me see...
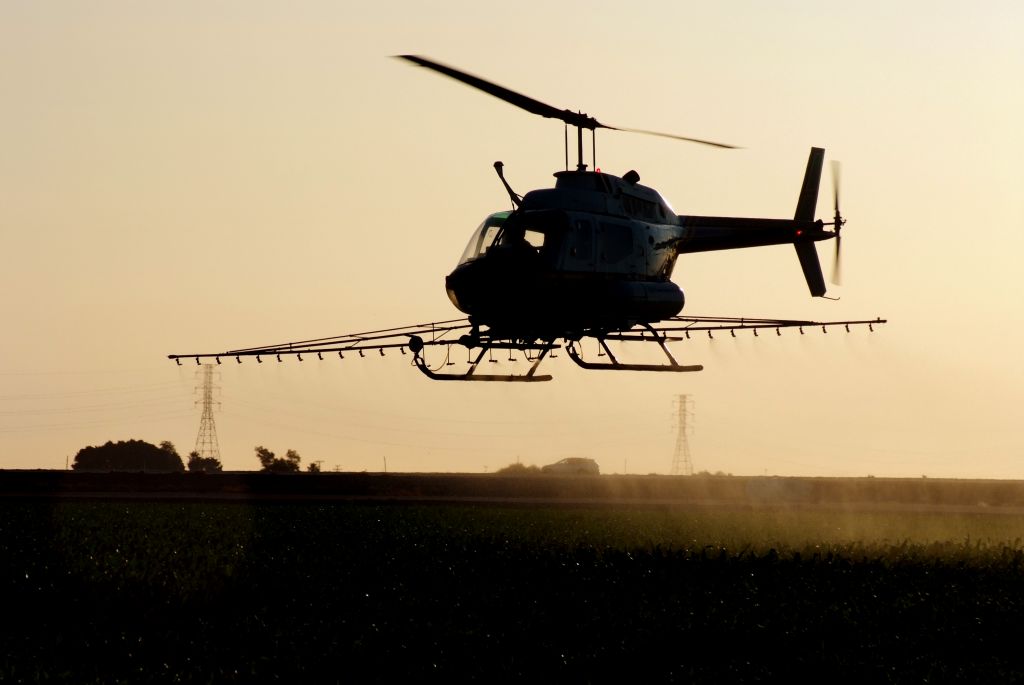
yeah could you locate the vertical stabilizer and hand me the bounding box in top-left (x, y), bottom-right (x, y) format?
top-left (794, 147), bottom-right (826, 296)
top-left (795, 147), bottom-right (824, 221)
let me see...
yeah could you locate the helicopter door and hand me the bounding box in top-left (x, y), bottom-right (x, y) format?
top-left (563, 218), bottom-right (595, 272)
top-left (493, 211), bottom-right (568, 269)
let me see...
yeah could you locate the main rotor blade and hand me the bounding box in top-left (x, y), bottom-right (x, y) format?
top-left (395, 55), bottom-right (600, 130)
top-left (614, 126), bottom-right (740, 149)
top-left (396, 55), bottom-right (738, 149)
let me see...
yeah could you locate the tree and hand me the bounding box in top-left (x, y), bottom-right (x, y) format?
top-left (72, 439), bottom-right (185, 472)
top-left (255, 446), bottom-right (276, 470)
top-left (255, 446), bottom-right (301, 473)
top-left (187, 450), bottom-right (223, 473)
top-left (307, 461), bottom-right (321, 473)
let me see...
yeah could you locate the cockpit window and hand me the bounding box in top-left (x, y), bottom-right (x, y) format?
top-left (458, 212), bottom-right (510, 265)
top-left (457, 211), bottom-right (567, 266)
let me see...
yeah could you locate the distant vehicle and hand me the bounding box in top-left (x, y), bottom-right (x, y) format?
top-left (541, 458), bottom-right (600, 475)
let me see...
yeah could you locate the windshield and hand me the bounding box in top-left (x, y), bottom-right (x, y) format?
top-left (458, 211), bottom-right (510, 265)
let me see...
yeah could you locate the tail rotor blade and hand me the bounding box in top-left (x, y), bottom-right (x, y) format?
top-left (831, 160), bottom-right (841, 216)
top-left (832, 233), bottom-right (842, 285)
top-left (830, 160), bottom-right (843, 285)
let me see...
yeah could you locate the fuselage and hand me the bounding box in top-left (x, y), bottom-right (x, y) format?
top-left (445, 170), bottom-right (686, 338)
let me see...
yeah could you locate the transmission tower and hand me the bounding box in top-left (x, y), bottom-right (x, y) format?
top-left (671, 394), bottom-right (694, 475)
top-left (194, 364), bottom-right (221, 460)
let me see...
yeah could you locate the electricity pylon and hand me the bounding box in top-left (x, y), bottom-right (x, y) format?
top-left (194, 364), bottom-right (221, 460)
top-left (671, 394), bottom-right (693, 475)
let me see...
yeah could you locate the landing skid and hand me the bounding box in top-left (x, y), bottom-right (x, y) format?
top-left (565, 330), bottom-right (702, 373)
top-left (410, 337), bottom-right (554, 382)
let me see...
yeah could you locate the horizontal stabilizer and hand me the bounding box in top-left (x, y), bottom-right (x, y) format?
top-left (794, 242), bottom-right (826, 297)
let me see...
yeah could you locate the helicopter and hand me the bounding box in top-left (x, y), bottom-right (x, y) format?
top-left (169, 55), bottom-right (885, 382)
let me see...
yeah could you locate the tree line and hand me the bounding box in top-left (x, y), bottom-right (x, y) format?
top-left (71, 440), bottom-right (319, 473)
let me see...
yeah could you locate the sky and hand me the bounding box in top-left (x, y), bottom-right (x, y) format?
top-left (2, 1), bottom-right (1022, 477)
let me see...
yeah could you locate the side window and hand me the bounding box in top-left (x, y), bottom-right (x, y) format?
top-left (523, 229), bottom-right (545, 250)
top-left (599, 222), bottom-right (632, 264)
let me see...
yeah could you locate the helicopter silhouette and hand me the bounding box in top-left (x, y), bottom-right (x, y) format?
top-left (169, 56), bottom-right (884, 382)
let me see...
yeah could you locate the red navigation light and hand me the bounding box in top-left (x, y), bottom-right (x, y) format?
top-left (795, 229), bottom-right (803, 236)
top-left (595, 168), bottom-right (601, 173)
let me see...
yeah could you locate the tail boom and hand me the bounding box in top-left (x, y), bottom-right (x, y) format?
top-left (673, 147), bottom-right (833, 297)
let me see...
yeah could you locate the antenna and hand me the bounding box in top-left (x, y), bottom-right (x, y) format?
top-left (671, 394), bottom-right (694, 476)
top-left (194, 364), bottom-right (221, 461)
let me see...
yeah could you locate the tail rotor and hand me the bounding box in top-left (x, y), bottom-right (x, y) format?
top-left (829, 160), bottom-right (844, 285)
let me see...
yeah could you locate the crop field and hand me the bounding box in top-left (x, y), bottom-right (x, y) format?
top-left (4, 500), bottom-right (1024, 682)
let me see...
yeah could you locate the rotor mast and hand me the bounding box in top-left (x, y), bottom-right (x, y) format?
top-left (564, 117), bottom-right (594, 171)
top-left (576, 118), bottom-right (585, 171)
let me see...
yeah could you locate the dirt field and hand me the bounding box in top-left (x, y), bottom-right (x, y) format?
top-left (6, 473), bottom-right (1024, 681)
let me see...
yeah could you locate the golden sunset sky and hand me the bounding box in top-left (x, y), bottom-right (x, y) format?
top-left (2, 1), bottom-right (1022, 476)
